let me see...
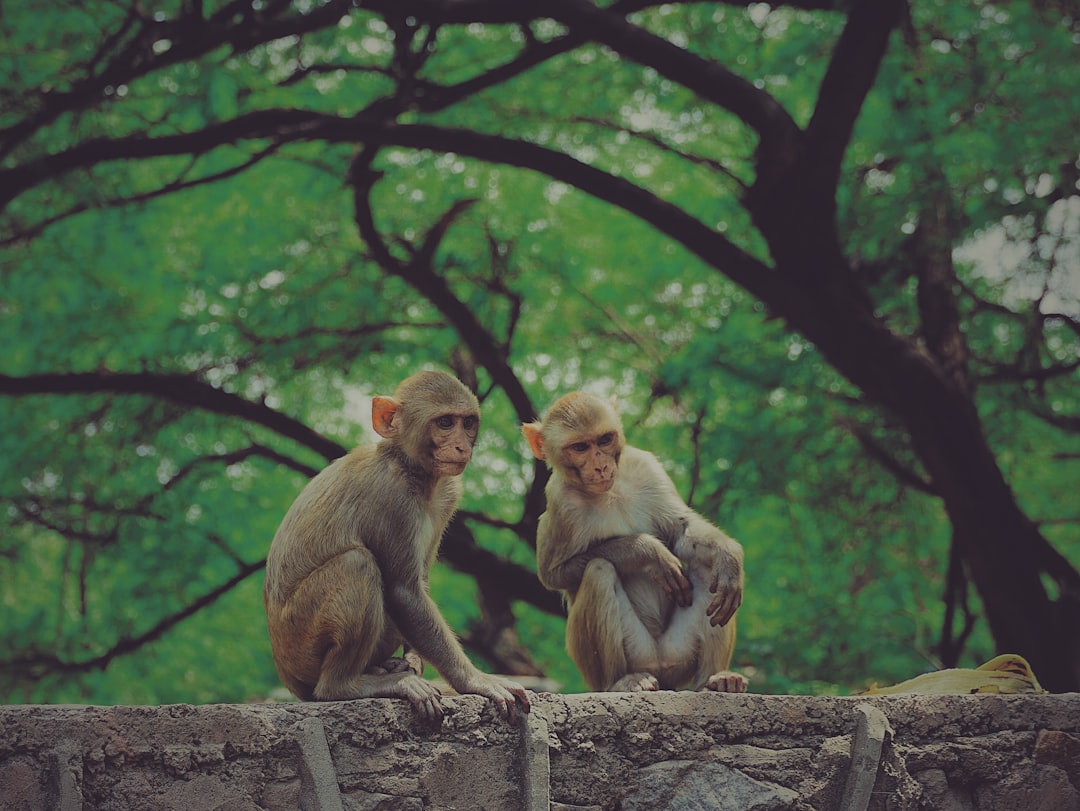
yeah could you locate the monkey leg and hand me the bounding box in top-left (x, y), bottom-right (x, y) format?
top-left (656, 568), bottom-right (745, 691)
top-left (567, 558), bottom-right (661, 691)
top-left (303, 556), bottom-right (443, 717)
top-left (652, 612), bottom-right (743, 691)
top-left (693, 615), bottom-right (747, 692)
top-left (308, 550), bottom-right (413, 701)
top-left (669, 609), bottom-right (745, 693)
top-left (268, 547), bottom-right (403, 701)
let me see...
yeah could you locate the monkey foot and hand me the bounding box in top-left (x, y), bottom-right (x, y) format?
top-left (366, 655), bottom-right (422, 676)
top-left (700, 671), bottom-right (749, 693)
top-left (611, 672), bottom-right (660, 692)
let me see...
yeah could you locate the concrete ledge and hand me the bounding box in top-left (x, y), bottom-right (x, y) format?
top-left (1, 693), bottom-right (1078, 810)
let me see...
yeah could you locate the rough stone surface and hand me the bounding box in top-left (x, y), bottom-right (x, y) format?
top-left (0, 693), bottom-right (1077, 810)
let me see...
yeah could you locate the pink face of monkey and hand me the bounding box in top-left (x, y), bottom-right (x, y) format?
top-left (559, 429), bottom-right (620, 494)
top-left (372, 371), bottom-right (481, 479)
top-left (427, 412), bottom-right (479, 477)
top-left (523, 392), bottom-right (625, 496)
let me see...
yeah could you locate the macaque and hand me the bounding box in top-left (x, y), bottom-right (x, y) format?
top-left (264, 370), bottom-right (530, 721)
top-left (523, 392), bottom-right (747, 693)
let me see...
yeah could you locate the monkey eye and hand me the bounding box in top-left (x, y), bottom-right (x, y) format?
top-left (463, 416), bottom-right (478, 431)
top-left (570, 441), bottom-right (590, 453)
top-left (435, 415), bottom-right (455, 429)
top-left (597, 432), bottom-right (616, 447)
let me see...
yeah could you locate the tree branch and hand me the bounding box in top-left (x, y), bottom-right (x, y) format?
top-left (937, 537), bottom-right (976, 668)
top-left (837, 416), bottom-right (936, 495)
top-left (349, 153), bottom-right (551, 530)
top-left (1, 145), bottom-right (281, 248)
top-left (0, 0), bottom-right (354, 161)
top-left (542, 0), bottom-right (802, 169)
top-left (804, 0), bottom-right (907, 197)
top-left (349, 155), bottom-right (541, 421)
top-left (163, 444), bottom-right (320, 488)
top-left (440, 519), bottom-right (564, 616)
top-left (912, 192), bottom-right (972, 396)
top-left (0, 372), bottom-right (346, 461)
top-left (0, 559), bottom-right (265, 679)
top-left (1, 104), bottom-right (816, 340)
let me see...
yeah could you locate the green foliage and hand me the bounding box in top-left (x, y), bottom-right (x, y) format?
top-left (1, 0), bottom-right (1077, 704)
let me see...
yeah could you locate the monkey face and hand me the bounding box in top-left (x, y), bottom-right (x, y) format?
top-left (429, 413), bottom-right (479, 476)
top-left (524, 391), bottom-right (626, 495)
top-left (561, 431), bottom-right (620, 494)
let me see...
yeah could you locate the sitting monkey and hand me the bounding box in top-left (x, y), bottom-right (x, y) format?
top-left (265, 370), bottom-right (530, 720)
top-left (524, 392), bottom-right (747, 693)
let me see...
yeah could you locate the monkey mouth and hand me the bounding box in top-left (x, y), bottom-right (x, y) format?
top-left (435, 458), bottom-right (469, 475)
top-left (586, 477), bottom-right (616, 494)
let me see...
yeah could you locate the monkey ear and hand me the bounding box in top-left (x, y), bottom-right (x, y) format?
top-left (521, 422), bottom-right (547, 460)
top-left (372, 396), bottom-right (401, 438)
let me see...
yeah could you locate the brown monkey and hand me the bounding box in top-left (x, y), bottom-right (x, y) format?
top-left (264, 370), bottom-right (530, 721)
top-left (523, 392), bottom-right (747, 693)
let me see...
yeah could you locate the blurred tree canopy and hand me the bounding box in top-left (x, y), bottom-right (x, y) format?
top-left (1, 0), bottom-right (1077, 703)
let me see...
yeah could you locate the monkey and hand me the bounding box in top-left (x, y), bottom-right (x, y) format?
top-left (522, 391), bottom-right (747, 694)
top-left (264, 370), bottom-right (530, 721)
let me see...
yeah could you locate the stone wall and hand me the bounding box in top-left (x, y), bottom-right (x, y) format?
top-left (1, 692), bottom-right (1078, 810)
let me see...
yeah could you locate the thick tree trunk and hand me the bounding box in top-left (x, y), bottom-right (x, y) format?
top-left (903, 389), bottom-right (1080, 692)
top-left (741, 39), bottom-right (1080, 684)
top-left (757, 242), bottom-right (1080, 692)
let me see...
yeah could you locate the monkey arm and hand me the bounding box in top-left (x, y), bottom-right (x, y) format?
top-left (704, 540), bottom-right (744, 627)
top-left (677, 515), bottom-right (745, 627)
top-left (385, 581), bottom-right (478, 683)
top-left (592, 533), bottom-right (693, 607)
top-left (384, 581), bottom-right (530, 716)
top-left (538, 528), bottom-right (692, 606)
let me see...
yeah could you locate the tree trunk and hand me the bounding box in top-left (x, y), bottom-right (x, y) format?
top-left (904, 385), bottom-right (1080, 692)
top-left (753, 224), bottom-right (1080, 692)
top-left (736, 24), bottom-right (1080, 682)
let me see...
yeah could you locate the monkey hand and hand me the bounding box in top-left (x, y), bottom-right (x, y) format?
top-left (705, 563), bottom-right (743, 628)
top-left (458, 672), bottom-right (532, 721)
top-left (398, 674), bottom-right (445, 723)
top-left (646, 543), bottom-right (693, 607)
top-left (656, 513), bottom-right (690, 546)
